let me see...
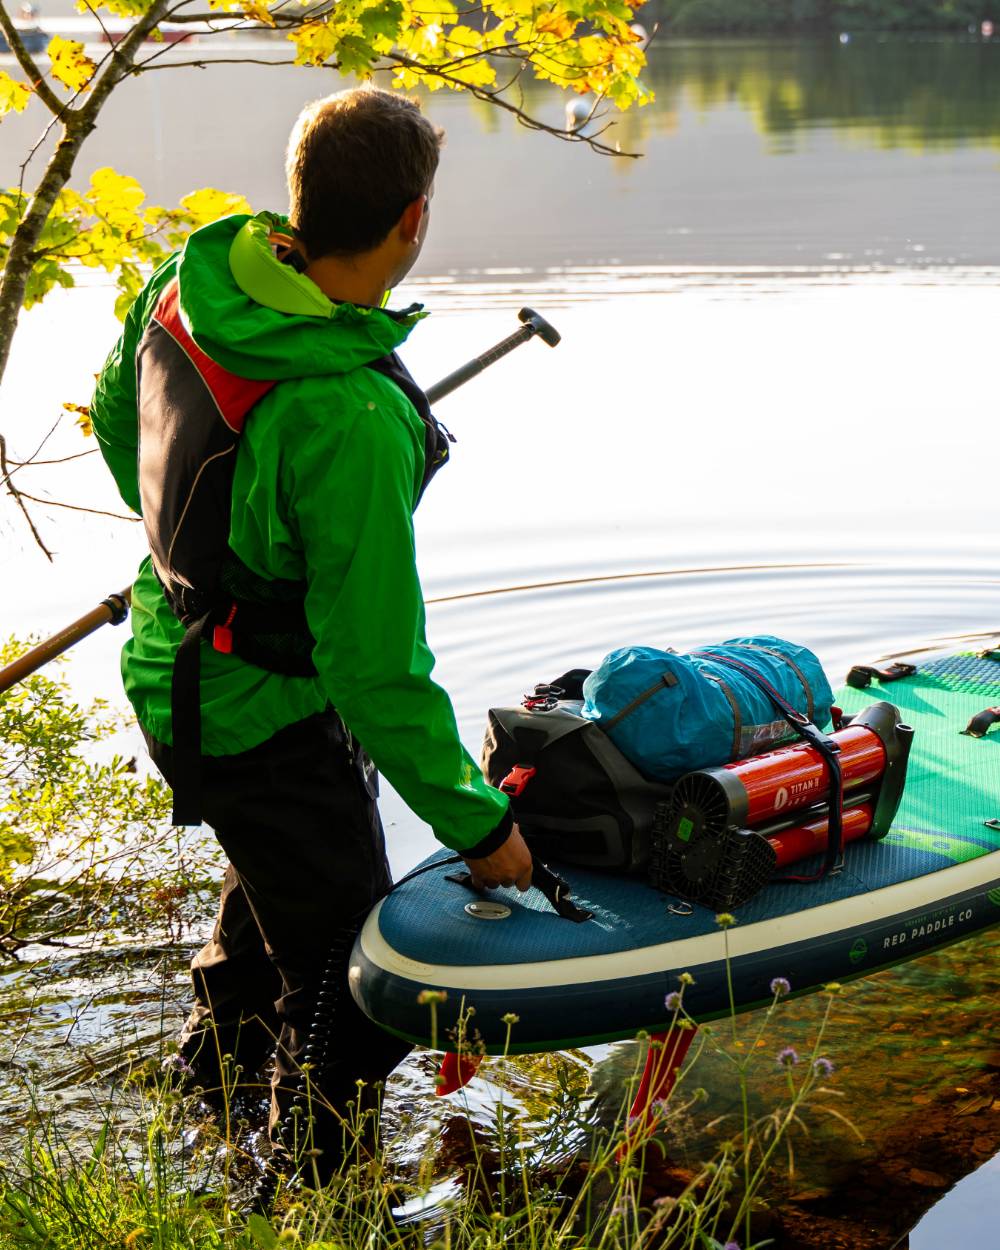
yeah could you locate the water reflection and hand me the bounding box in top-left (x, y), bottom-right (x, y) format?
top-left (4, 37), bottom-right (1000, 269)
top-left (641, 38), bottom-right (1000, 151)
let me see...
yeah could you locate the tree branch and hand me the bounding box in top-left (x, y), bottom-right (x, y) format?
top-left (79, 0), bottom-right (174, 122)
top-left (381, 53), bottom-right (639, 158)
top-left (131, 54), bottom-right (299, 71)
top-left (0, 434), bottom-right (54, 560)
top-left (0, 1), bottom-right (65, 116)
top-left (7, 488), bottom-right (139, 522)
top-left (4, 449), bottom-right (97, 478)
top-left (0, 0), bottom-right (172, 409)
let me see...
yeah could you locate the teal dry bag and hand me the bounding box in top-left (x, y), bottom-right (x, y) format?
top-left (581, 635), bottom-right (834, 781)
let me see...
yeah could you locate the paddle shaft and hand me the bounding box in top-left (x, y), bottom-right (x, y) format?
top-left (0, 590), bottom-right (131, 694)
top-left (426, 325), bottom-right (536, 404)
top-left (0, 308), bottom-right (560, 693)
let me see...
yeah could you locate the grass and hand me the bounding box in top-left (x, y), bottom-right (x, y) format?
top-left (0, 940), bottom-right (855, 1250)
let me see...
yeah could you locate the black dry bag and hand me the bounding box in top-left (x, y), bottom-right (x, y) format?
top-left (480, 670), bottom-right (671, 872)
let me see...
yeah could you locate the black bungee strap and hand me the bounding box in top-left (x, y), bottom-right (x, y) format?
top-left (692, 649), bottom-right (846, 881)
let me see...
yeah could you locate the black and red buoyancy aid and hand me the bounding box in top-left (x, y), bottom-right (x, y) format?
top-left (136, 275), bottom-right (451, 825)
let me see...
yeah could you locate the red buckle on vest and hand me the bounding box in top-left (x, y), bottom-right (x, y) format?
top-left (499, 765), bottom-right (536, 798)
top-left (213, 626), bottom-right (233, 654)
top-left (212, 604), bottom-right (238, 655)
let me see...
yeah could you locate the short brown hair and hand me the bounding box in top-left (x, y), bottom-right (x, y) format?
top-left (286, 86), bottom-right (443, 259)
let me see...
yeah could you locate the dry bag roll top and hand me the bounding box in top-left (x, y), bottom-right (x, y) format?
top-left (582, 636), bottom-right (834, 782)
top-left (481, 695), bottom-right (671, 872)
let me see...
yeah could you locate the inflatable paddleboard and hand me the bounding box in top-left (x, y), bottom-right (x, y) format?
top-left (349, 651), bottom-right (1000, 1053)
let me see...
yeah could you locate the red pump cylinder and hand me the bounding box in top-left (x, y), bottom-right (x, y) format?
top-left (722, 725), bottom-right (886, 826)
top-left (765, 802), bottom-right (874, 868)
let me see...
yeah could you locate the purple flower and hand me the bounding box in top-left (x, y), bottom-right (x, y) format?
top-left (770, 976), bottom-right (791, 997)
top-left (813, 1056), bottom-right (835, 1077)
top-left (723, 1242), bottom-right (741, 1250)
top-left (664, 991), bottom-right (682, 1012)
top-left (162, 1054), bottom-right (194, 1077)
top-left (776, 1047), bottom-right (799, 1068)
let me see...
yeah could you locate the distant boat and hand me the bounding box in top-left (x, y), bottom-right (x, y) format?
top-left (100, 23), bottom-right (193, 45)
top-left (0, 3), bottom-right (47, 54)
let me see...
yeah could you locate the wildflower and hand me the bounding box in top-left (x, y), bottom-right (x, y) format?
top-left (776, 1046), bottom-right (799, 1067)
top-left (664, 990), bottom-right (682, 1012)
top-left (823, 981), bottom-right (842, 993)
top-left (417, 988), bottom-right (448, 1006)
top-left (813, 1056), bottom-right (835, 1077)
top-left (715, 912), bottom-right (736, 928)
top-left (724, 1242), bottom-right (741, 1250)
top-left (678, 971), bottom-right (695, 986)
top-left (651, 1098), bottom-right (670, 1119)
top-left (501, 1012), bottom-right (520, 1025)
top-left (162, 1054), bottom-right (194, 1077)
top-left (653, 1196), bottom-right (676, 1211)
top-left (770, 976), bottom-right (791, 997)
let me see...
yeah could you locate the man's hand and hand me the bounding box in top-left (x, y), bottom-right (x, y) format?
top-left (463, 824), bottom-right (533, 892)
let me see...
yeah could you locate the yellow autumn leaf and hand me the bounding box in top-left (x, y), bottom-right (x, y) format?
top-left (403, 0), bottom-right (458, 26)
top-left (535, 10), bottom-right (578, 39)
top-left (240, 0), bottom-right (275, 25)
top-left (0, 71), bottom-right (32, 116)
top-left (64, 402), bottom-right (93, 437)
top-left (179, 187), bottom-right (252, 223)
top-left (47, 36), bottom-right (97, 94)
top-left (287, 20), bottom-right (340, 66)
top-left (88, 167), bottom-right (145, 225)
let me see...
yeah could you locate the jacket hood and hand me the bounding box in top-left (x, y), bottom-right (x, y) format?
top-left (175, 211), bottom-right (426, 381)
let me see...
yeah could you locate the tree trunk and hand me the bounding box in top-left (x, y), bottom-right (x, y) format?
top-left (0, 0), bottom-right (172, 399)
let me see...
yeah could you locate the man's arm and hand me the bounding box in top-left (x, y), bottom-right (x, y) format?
top-left (287, 382), bottom-right (517, 856)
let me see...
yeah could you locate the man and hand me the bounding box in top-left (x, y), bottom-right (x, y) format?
top-left (90, 85), bottom-right (533, 1179)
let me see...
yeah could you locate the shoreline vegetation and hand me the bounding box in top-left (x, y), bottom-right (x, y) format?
top-left (650, 1), bottom-right (998, 35)
top-left (0, 650), bottom-right (852, 1247)
top-left (0, 985), bottom-right (849, 1250)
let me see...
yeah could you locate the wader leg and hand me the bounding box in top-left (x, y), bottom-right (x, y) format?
top-left (178, 861), bottom-right (282, 1100)
top-left (145, 710), bottom-right (411, 1183)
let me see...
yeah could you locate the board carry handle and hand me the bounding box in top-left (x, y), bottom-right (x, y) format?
top-left (963, 706), bottom-right (1000, 739)
top-left (845, 661), bottom-right (917, 690)
top-left (445, 856), bottom-right (593, 923)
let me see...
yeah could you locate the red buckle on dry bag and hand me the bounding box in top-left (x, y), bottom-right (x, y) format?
top-left (499, 764), bottom-right (536, 798)
top-left (212, 603), bottom-right (238, 655)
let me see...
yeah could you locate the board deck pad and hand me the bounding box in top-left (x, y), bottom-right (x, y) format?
top-left (351, 652), bottom-right (1000, 1052)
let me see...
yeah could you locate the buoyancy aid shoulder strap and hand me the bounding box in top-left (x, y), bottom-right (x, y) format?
top-left (365, 352), bottom-right (453, 500)
top-left (149, 279), bottom-right (278, 435)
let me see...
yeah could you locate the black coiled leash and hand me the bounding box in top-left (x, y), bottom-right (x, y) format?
top-left (251, 850), bottom-right (590, 1207)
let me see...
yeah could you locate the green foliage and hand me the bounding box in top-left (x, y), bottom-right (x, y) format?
top-left (0, 176), bottom-right (252, 320)
top-left (0, 639), bottom-right (220, 956)
top-left (0, 975), bottom-right (850, 1249)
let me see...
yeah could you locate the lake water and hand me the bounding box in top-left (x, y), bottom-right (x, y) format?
top-left (2, 33), bottom-right (1000, 1248)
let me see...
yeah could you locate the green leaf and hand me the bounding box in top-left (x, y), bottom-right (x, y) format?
top-left (245, 1214), bottom-right (280, 1249)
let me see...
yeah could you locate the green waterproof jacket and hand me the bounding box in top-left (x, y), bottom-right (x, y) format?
top-left (91, 210), bottom-right (511, 855)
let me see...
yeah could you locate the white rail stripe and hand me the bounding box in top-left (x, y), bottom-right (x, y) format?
top-left (357, 849), bottom-right (1000, 993)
